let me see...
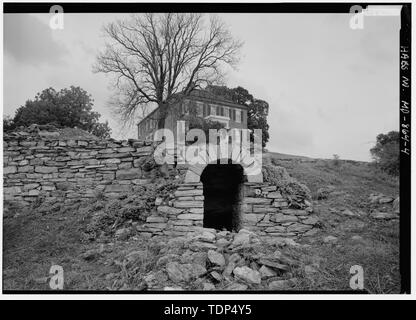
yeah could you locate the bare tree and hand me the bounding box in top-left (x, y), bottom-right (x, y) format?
top-left (94, 13), bottom-right (242, 128)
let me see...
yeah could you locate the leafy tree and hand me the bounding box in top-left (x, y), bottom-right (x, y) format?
top-left (5, 86), bottom-right (111, 138)
top-left (206, 85), bottom-right (270, 147)
top-left (3, 116), bottom-right (15, 132)
top-left (332, 154), bottom-right (341, 167)
top-left (370, 131), bottom-right (399, 175)
top-left (185, 101), bottom-right (225, 140)
top-left (94, 13), bottom-right (242, 127)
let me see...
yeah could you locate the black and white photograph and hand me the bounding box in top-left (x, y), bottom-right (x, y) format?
top-left (1, 1), bottom-right (412, 301)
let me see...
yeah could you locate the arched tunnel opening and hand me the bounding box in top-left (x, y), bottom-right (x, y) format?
top-left (200, 163), bottom-right (244, 232)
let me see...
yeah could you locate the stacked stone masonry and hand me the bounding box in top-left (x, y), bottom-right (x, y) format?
top-left (4, 129), bottom-right (318, 237)
top-left (145, 183), bottom-right (317, 238)
top-left (3, 132), bottom-right (159, 206)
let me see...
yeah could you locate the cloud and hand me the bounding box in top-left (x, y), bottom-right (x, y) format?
top-left (4, 14), bottom-right (67, 65)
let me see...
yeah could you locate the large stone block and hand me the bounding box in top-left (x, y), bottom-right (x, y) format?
top-left (19, 141), bottom-right (37, 147)
top-left (18, 160), bottom-right (29, 166)
top-left (281, 209), bottom-right (309, 216)
top-left (171, 225), bottom-right (198, 232)
top-left (287, 223), bottom-right (313, 233)
top-left (157, 206), bottom-right (183, 215)
top-left (117, 147), bottom-right (135, 153)
top-left (174, 189), bottom-right (203, 197)
top-left (172, 220), bottom-right (193, 226)
top-left (273, 200), bottom-right (289, 208)
top-left (98, 148), bottom-right (115, 154)
top-left (264, 226), bottom-right (286, 233)
top-left (41, 184), bottom-right (56, 190)
top-left (35, 166), bottom-right (58, 173)
top-left (28, 189), bottom-right (41, 196)
top-left (105, 184), bottom-right (132, 192)
top-left (261, 186), bottom-right (277, 192)
top-left (244, 197), bottom-right (273, 205)
top-left (26, 173), bottom-right (42, 179)
top-left (29, 158), bottom-right (44, 166)
top-left (184, 170), bottom-right (200, 183)
top-left (302, 216), bottom-right (319, 225)
top-left (4, 186), bottom-right (22, 194)
top-left (241, 203), bottom-right (253, 213)
top-left (97, 152), bottom-right (130, 159)
top-left (146, 216), bottom-right (168, 223)
top-left (3, 166), bottom-right (17, 174)
top-left (175, 196), bottom-right (194, 201)
top-left (246, 173), bottom-right (263, 183)
top-left (174, 201), bottom-right (204, 208)
top-left (23, 183), bottom-right (40, 190)
top-left (144, 223), bottom-right (168, 230)
top-left (118, 162), bottom-right (132, 169)
top-left (177, 213), bottom-right (203, 220)
top-left (132, 178), bottom-right (151, 185)
top-left (189, 208), bottom-right (204, 214)
top-left (116, 168), bottom-right (142, 180)
top-left (243, 213), bottom-right (265, 223)
top-left (269, 213), bottom-right (298, 223)
top-left (252, 205), bottom-right (275, 213)
top-left (18, 165), bottom-right (34, 173)
top-left (267, 192), bottom-right (283, 199)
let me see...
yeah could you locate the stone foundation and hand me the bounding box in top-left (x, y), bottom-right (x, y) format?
top-left (3, 126), bottom-right (318, 238)
top-left (3, 128), bottom-right (165, 206)
top-left (140, 182), bottom-right (317, 238)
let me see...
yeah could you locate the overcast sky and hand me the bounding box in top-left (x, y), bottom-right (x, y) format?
top-left (3, 12), bottom-right (400, 161)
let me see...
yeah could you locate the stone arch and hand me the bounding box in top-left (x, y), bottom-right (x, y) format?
top-left (184, 158), bottom-right (263, 184)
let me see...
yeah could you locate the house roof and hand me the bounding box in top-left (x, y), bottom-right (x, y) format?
top-left (137, 89), bottom-right (246, 126)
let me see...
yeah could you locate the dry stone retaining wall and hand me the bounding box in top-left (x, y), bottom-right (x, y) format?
top-left (3, 129), bottom-right (163, 206)
top-left (142, 183), bottom-right (317, 238)
top-left (3, 127), bottom-right (318, 238)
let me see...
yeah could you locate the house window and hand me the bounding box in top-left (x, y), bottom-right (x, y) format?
top-left (203, 103), bottom-right (210, 117)
top-left (224, 107), bottom-right (229, 118)
top-left (230, 108), bottom-right (236, 121)
top-left (236, 110), bottom-right (242, 123)
top-left (210, 105), bottom-right (216, 116)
